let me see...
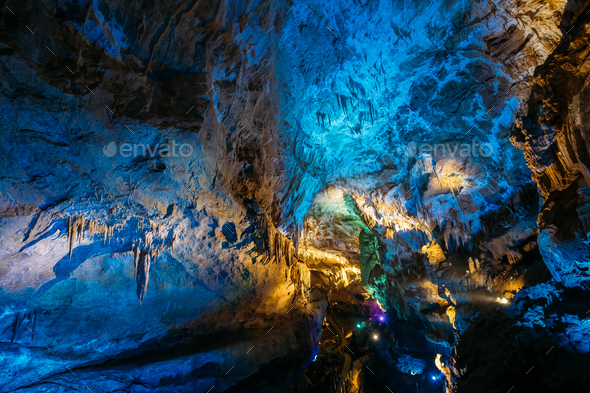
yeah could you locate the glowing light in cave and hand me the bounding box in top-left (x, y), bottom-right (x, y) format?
top-left (349, 191), bottom-right (429, 235)
top-left (298, 247), bottom-right (348, 265)
top-left (378, 315), bottom-right (385, 322)
top-left (437, 170), bottom-right (466, 197)
top-left (357, 324), bottom-right (362, 328)
top-left (496, 297), bottom-right (509, 304)
top-left (350, 266), bottom-right (361, 275)
top-left (325, 187), bottom-right (345, 202)
top-left (432, 376), bottom-right (437, 380)
top-left (373, 334), bottom-right (379, 340)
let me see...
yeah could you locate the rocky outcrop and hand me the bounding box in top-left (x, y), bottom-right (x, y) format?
top-left (510, 2), bottom-right (590, 289)
top-left (1, 0), bottom-right (590, 392)
top-left (512, 6), bottom-right (590, 200)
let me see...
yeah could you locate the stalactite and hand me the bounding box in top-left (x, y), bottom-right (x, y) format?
top-left (76, 216), bottom-right (85, 243)
top-left (10, 310), bottom-right (26, 343)
top-left (133, 245), bottom-right (139, 279)
top-left (10, 308), bottom-right (44, 343)
top-left (290, 262), bottom-right (300, 296)
top-left (68, 217), bottom-right (76, 259)
top-left (261, 216), bottom-right (270, 255)
top-left (136, 251), bottom-right (151, 304)
top-left (284, 237), bottom-right (290, 267)
top-left (67, 215), bottom-right (118, 258)
top-left (294, 223), bottom-right (300, 254)
top-left (30, 308), bottom-right (38, 340)
top-left (274, 232), bottom-right (280, 263)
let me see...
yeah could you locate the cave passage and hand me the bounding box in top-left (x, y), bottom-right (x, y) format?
top-left (1, 1), bottom-right (590, 392)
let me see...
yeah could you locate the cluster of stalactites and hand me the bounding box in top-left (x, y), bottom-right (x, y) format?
top-left (136, 221), bottom-right (179, 259)
top-left (67, 216), bottom-right (112, 259)
top-left (347, 188), bottom-right (434, 239)
top-left (10, 308), bottom-right (48, 343)
top-left (131, 225), bottom-right (180, 304)
top-left (273, 230), bottom-right (296, 269)
top-left (66, 214), bottom-right (181, 304)
top-left (254, 215), bottom-right (298, 270)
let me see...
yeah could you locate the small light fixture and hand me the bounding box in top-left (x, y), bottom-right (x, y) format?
top-left (373, 334), bottom-right (378, 340)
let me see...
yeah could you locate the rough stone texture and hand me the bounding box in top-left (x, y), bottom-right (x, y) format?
top-left (0, 0), bottom-right (589, 392)
top-left (0, 1), bottom-right (318, 391)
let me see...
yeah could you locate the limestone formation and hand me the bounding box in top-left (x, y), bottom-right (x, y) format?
top-left (1, 0), bottom-right (590, 392)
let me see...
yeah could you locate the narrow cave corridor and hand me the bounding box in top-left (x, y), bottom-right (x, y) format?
top-left (1, 0), bottom-right (590, 392)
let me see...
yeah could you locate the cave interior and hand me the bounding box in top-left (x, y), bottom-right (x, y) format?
top-left (1, 0), bottom-right (590, 392)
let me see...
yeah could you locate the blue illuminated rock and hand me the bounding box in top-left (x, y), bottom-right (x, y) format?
top-left (0, 0), bottom-right (589, 392)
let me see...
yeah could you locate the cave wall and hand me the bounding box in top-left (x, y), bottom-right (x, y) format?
top-left (512, 2), bottom-right (590, 288)
top-left (0, 1), bottom-right (321, 391)
top-left (0, 0), bottom-right (590, 392)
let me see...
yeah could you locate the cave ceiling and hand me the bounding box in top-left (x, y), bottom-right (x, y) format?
top-left (1, 0), bottom-right (590, 392)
